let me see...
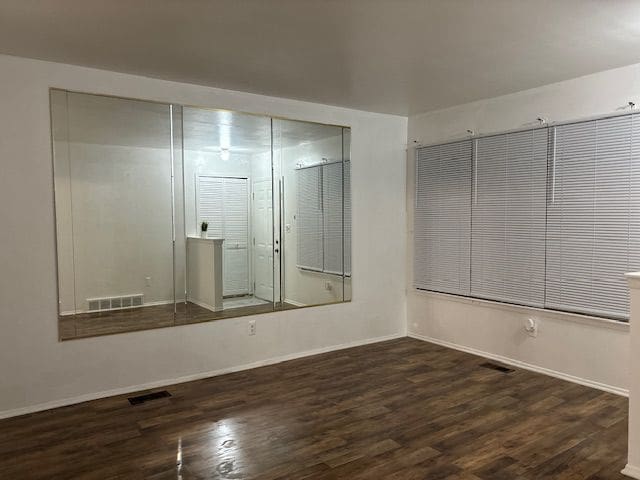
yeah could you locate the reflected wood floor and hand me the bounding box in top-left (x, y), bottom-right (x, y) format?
top-left (59, 301), bottom-right (299, 340)
top-left (0, 338), bottom-right (628, 479)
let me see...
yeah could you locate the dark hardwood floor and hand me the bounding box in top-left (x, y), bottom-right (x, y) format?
top-left (0, 338), bottom-right (628, 479)
top-left (59, 301), bottom-right (300, 340)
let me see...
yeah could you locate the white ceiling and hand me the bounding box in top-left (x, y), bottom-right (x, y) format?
top-left (5, 1), bottom-right (640, 115)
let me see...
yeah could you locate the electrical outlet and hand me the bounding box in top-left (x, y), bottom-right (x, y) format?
top-left (145, 276), bottom-right (152, 287)
top-left (324, 281), bottom-right (332, 291)
top-left (248, 320), bottom-right (256, 336)
top-left (525, 318), bottom-right (538, 338)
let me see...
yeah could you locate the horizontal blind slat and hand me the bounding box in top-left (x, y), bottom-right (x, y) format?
top-left (471, 129), bottom-right (547, 307)
top-left (545, 114), bottom-right (638, 319)
top-left (414, 140), bottom-right (472, 295)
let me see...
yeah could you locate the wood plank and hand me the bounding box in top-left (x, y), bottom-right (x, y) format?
top-left (0, 338), bottom-right (628, 479)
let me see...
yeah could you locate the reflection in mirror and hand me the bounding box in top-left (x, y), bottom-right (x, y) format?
top-left (273, 119), bottom-right (352, 307)
top-left (52, 90), bottom-right (176, 339)
top-left (51, 90), bottom-right (351, 340)
top-left (179, 107), bottom-right (279, 322)
top-left (343, 127), bottom-right (352, 302)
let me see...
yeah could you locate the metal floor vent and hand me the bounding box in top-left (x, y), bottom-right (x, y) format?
top-left (128, 390), bottom-right (171, 405)
top-left (479, 362), bottom-right (514, 373)
top-left (87, 294), bottom-right (144, 312)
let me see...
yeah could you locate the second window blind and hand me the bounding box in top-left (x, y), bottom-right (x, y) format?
top-left (471, 129), bottom-right (548, 307)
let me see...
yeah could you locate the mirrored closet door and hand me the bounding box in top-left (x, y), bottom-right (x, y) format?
top-left (51, 90), bottom-right (351, 340)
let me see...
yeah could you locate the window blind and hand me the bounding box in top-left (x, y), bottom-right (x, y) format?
top-left (344, 160), bottom-right (351, 276)
top-left (471, 129), bottom-right (548, 307)
top-left (296, 166), bottom-right (324, 271)
top-left (414, 140), bottom-right (472, 295)
top-left (322, 162), bottom-right (345, 275)
top-left (545, 114), bottom-right (640, 319)
top-left (296, 162), bottom-right (351, 276)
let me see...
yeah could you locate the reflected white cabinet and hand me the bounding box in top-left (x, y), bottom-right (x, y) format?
top-left (187, 237), bottom-right (224, 312)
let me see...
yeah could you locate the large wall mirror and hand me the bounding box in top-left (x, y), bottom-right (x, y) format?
top-left (51, 90), bottom-right (351, 340)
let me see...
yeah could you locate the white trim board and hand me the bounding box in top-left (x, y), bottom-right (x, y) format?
top-left (0, 332), bottom-right (403, 420)
top-left (622, 465), bottom-right (640, 479)
top-left (408, 332), bottom-right (628, 397)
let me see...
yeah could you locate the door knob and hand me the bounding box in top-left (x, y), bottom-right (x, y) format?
top-left (275, 248), bottom-right (279, 254)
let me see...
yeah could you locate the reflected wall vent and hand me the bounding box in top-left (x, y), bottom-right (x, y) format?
top-left (86, 294), bottom-right (144, 312)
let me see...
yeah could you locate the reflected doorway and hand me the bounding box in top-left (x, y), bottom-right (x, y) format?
top-left (51, 90), bottom-right (351, 340)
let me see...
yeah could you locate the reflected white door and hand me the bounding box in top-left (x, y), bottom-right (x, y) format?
top-left (253, 180), bottom-right (273, 301)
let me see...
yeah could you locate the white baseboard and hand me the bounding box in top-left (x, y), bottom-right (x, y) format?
top-left (408, 332), bottom-right (628, 397)
top-left (0, 332), bottom-right (404, 420)
top-left (622, 465), bottom-right (640, 479)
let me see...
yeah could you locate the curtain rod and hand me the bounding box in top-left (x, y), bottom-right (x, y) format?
top-left (413, 105), bottom-right (638, 150)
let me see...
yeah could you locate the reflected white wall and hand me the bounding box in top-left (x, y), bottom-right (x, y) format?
top-left (52, 91), bottom-right (174, 314)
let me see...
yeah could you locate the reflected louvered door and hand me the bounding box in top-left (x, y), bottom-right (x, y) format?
top-left (414, 140), bottom-right (472, 295)
top-left (296, 167), bottom-right (324, 271)
top-left (197, 176), bottom-right (249, 297)
top-left (545, 115), bottom-right (640, 319)
top-left (197, 177), bottom-right (224, 239)
top-left (471, 130), bottom-right (548, 307)
top-left (222, 178), bottom-right (249, 296)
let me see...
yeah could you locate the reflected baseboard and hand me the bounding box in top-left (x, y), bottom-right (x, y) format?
top-left (186, 298), bottom-right (223, 313)
top-left (284, 298), bottom-right (307, 307)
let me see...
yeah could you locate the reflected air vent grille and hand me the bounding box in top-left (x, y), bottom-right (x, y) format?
top-left (86, 294), bottom-right (144, 312)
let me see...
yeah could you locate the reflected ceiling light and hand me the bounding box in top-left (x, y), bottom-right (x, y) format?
top-left (220, 148), bottom-right (230, 161)
top-left (219, 122), bottom-right (231, 150)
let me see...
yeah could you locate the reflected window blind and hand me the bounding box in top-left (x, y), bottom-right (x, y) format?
top-left (296, 166), bottom-right (324, 271)
top-left (297, 162), bottom-right (351, 276)
top-left (344, 160), bottom-right (351, 276)
top-left (414, 140), bottom-right (472, 295)
top-left (545, 115), bottom-right (640, 319)
top-left (322, 162), bottom-right (346, 275)
top-left (471, 130), bottom-right (548, 307)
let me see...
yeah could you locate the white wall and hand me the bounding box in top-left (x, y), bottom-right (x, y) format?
top-left (0, 54), bottom-right (407, 417)
top-left (406, 63), bottom-right (640, 394)
top-left (625, 275), bottom-right (640, 478)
